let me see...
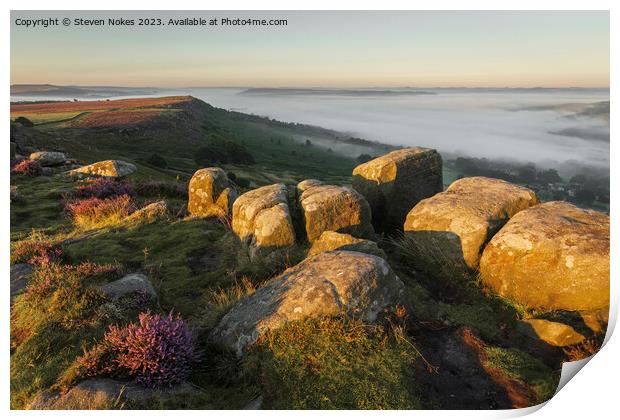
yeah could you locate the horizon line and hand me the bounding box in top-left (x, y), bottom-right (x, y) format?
top-left (10, 83), bottom-right (611, 90)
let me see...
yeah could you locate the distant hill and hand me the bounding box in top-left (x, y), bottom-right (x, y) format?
top-left (10, 95), bottom-right (394, 185)
top-left (11, 84), bottom-right (162, 98)
top-left (239, 88), bottom-right (436, 96)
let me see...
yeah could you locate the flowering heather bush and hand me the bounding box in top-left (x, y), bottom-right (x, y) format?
top-left (73, 178), bottom-right (134, 199)
top-left (65, 194), bottom-right (136, 229)
top-left (11, 239), bottom-right (62, 266)
top-left (11, 159), bottom-right (42, 176)
top-left (134, 180), bottom-right (188, 199)
top-left (78, 312), bottom-right (197, 388)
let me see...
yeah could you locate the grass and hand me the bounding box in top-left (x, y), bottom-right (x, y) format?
top-left (484, 346), bottom-right (560, 404)
top-left (245, 317), bottom-right (421, 409)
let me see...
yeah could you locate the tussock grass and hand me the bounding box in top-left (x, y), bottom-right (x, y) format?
top-left (245, 317), bottom-right (421, 409)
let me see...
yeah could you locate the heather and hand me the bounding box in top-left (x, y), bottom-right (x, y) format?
top-left (11, 159), bottom-right (42, 176)
top-left (72, 178), bottom-right (134, 199)
top-left (76, 312), bottom-right (198, 388)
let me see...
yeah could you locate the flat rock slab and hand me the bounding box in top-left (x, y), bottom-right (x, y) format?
top-left (29, 151), bottom-right (67, 166)
top-left (11, 263), bottom-right (33, 297)
top-left (404, 177), bottom-right (538, 269)
top-left (479, 201), bottom-right (609, 312)
top-left (210, 250), bottom-right (404, 355)
top-left (100, 273), bottom-right (157, 302)
top-left (188, 167), bottom-right (237, 218)
top-left (67, 160), bottom-right (136, 178)
top-left (308, 231), bottom-right (387, 259)
top-left (296, 179), bottom-right (324, 195)
top-left (28, 379), bottom-right (198, 409)
top-left (300, 184), bottom-right (374, 242)
top-left (126, 200), bottom-right (168, 224)
top-left (352, 147), bottom-right (443, 230)
top-left (517, 319), bottom-right (586, 347)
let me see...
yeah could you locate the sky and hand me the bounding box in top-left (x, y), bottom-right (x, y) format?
top-left (10, 10), bottom-right (610, 88)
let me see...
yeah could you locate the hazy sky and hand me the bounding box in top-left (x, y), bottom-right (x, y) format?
top-left (11, 10), bottom-right (609, 88)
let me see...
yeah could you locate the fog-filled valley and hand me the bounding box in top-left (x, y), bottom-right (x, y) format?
top-left (13, 86), bottom-right (609, 176)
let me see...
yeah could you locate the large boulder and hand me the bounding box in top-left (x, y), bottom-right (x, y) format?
top-left (210, 250), bottom-right (404, 355)
top-left (27, 379), bottom-right (198, 409)
top-left (67, 160), bottom-right (136, 178)
top-left (404, 177), bottom-right (538, 269)
top-left (232, 184), bottom-right (295, 260)
top-left (352, 148), bottom-right (443, 230)
top-left (300, 185), bottom-right (374, 242)
top-left (100, 273), bottom-right (157, 302)
top-left (308, 231), bottom-right (387, 259)
top-left (479, 201), bottom-right (609, 312)
top-left (29, 151), bottom-right (67, 166)
top-left (188, 168), bottom-right (237, 218)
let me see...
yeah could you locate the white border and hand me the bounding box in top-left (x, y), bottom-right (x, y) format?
top-left (3, 2), bottom-right (616, 419)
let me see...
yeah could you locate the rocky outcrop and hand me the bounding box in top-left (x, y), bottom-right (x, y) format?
top-left (29, 151), bottom-right (67, 166)
top-left (308, 231), bottom-right (387, 259)
top-left (210, 250), bottom-right (404, 355)
top-left (67, 160), bottom-right (136, 178)
top-left (11, 263), bottom-right (33, 297)
top-left (27, 379), bottom-right (198, 409)
top-left (479, 201), bottom-right (609, 312)
top-left (300, 185), bottom-right (374, 242)
top-left (188, 168), bottom-right (237, 218)
top-left (516, 319), bottom-right (586, 347)
top-left (404, 177), bottom-right (538, 269)
top-left (100, 273), bottom-right (157, 302)
top-left (126, 201), bottom-right (168, 224)
top-left (352, 148), bottom-right (443, 230)
top-left (232, 184), bottom-right (295, 260)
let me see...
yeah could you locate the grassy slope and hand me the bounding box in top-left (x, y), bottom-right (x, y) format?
top-left (10, 96), bottom-right (563, 409)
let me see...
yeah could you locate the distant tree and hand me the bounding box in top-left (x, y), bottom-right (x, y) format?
top-left (574, 188), bottom-right (596, 205)
top-left (517, 164), bottom-right (537, 183)
top-left (538, 168), bottom-right (562, 184)
top-left (356, 154), bottom-right (373, 164)
top-left (291, 150), bottom-right (297, 156)
top-left (146, 153), bottom-right (168, 169)
top-left (454, 157), bottom-right (479, 175)
top-left (194, 133), bottom-right (255, 167)
top-left (305, 139), bottom-right (313, 147)
top-left (14, 116), bottom-right (34, 127)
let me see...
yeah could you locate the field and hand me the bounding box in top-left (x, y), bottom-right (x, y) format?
top-left (10, 96), bottom-right (192, 126)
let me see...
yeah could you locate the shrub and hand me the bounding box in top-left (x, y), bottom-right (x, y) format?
top-left (11, 159), bottom-right (42, 176)
top-left (14, 116), bottom-right (34, 127)
top-left (146, 153), bottom-right (168, 168)
top-left (78, 312), bottom-right (198, 388)
top-left (65, 194), bottom-right (136, 229)
top-left (194, 134), bottom-right (255, 166)
top-left (11, 239), bottom-right (62, 266)
top-left (73, 178), bottom-right (134, 199)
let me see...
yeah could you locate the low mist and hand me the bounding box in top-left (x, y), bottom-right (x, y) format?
top-left (183, 87), bottom-right (610, 173)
